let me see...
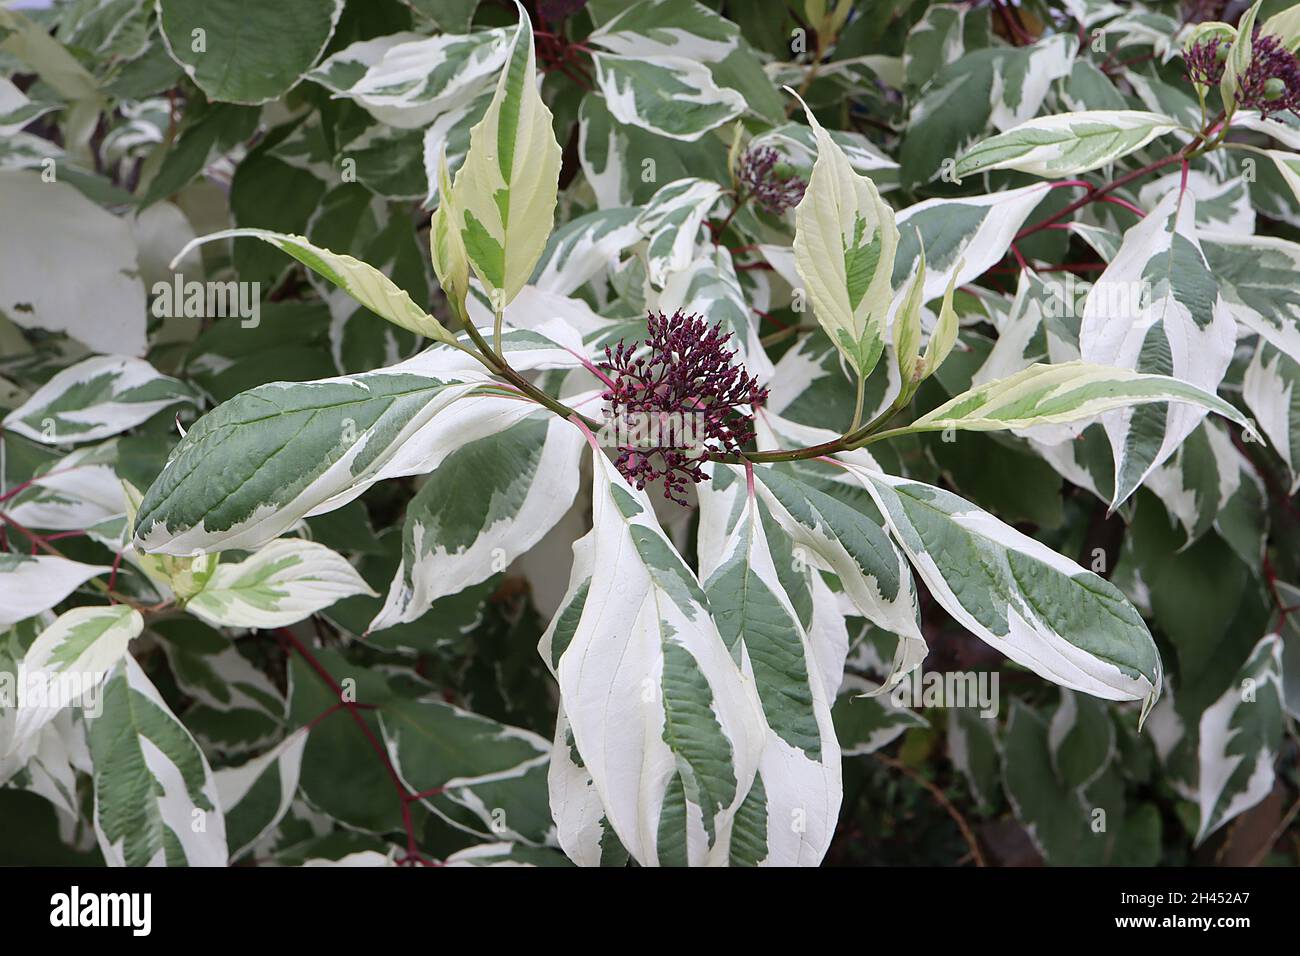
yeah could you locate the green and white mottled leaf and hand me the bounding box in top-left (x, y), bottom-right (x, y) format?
top-left (452, 7), bottom-right (561, 309)
top-left (791, 95), bottom-right (899, 379)
top-left (1243, 340), bottom-right (1300, 493)
top-left (157, 0), bottom-right (345, 105)
top-left (3, 441), bottom-right (126, 531)
top-left (3, 355), bottom-right (193, 445)
top-left (697, 470), bottom-right (842, 866)
top-left (0, 554), bottom-right (110, 629)
top-left (531, 207), bottom-right (642, 296)
top-left (749, 123), bottom-right (899, 193)
top-left (542, 446), bottom-right (765, 866)
top-left (1195, 633), bottom-right (1284, 845)
top-left (591, 52), bottom-right (744, 142)
top-left (948, 705), bottom-right (1001, 809)
top-left (635, 177), bottom-right (725, 288)
top-left (381, 695), bottom-right (552, 845)
top-left (844, 464), bottom-right (1164, 709)
top-left (307, 29), bottom-right (510, 129)
top-left (588, 0), bottom-right (739, 62)
top-left (834, 675), bottom-right (927, 756)
top-left (370, 409), bottom-right (584, 632)
top-left (954, 110), bottom-right (1182, 179)
top-left (214, 727), bottom-right (307, 860)
top-left (753, 465), bottom-right (924, 692)
top-left (185, 539), bottom-right (375, 628)
top-left (170, 228), bottom-right (458, 344)
top-left (6, 605), bottom-right (142, 753)
top-left (87, 656), bottom-right (227, 866)
top-left (1079, 188), bottom-right (1236, 508)
top-left (1048, 689), bottom-right (1116, 790)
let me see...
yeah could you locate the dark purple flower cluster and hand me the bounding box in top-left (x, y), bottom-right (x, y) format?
top-left (1186, 30), bottom-right (1300, 117)
top-left (599, 311), bottom-right (768, 504)
top-left (737, 146), bottom-right (807, 216)
top-left (1236, 32), bottom-right (1300, 117)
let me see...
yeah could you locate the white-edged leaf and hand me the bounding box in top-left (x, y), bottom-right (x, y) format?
top-left (591, 52), bottom-right (744, 141)
top-left (185, 539), bottom-right (375, 628)
top-left (7, 605), bottom-right (142, 753)
top-left (0, 554), bottom-right (110, 629)
top-left (1243, 340), bottom-right (1300, 494)
top-left (843, 464), bottom-right (1164, 710)
top-left (214, 727), bottom-right (307, 861)
top-left (87, 656), bottom-right (227, 866)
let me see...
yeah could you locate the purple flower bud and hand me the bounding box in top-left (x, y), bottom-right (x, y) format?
top-left (599, 311), bottom-right (769, 504)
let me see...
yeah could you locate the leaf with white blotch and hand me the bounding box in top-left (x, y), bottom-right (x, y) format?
top-left (306, 29), bottom-right (510, 129)
top-left (380, 695), bottom-right (553, 845)
top-left (948, 705), bottom-right (1001, 810)
top-left (3, 441), bottom-right (125, 531)
top-left (214, 727), bottom-right (307, 860)
top-left (752, 465), bottom-right (925, 692)
top-left (791, 95), bottom-right (899, 380)
top-left (591, 52), bottom-right (743, 142)
top-left (0, 554), bottom-right (110, 629)
top-left (133, 329), bottom-right (582, 555)
top-left (0, 171), bottom-right (146, 356)
top-left (1201, 230), bottom-right (1300, 361)
top-left (87, 656), bottom-right (227, 866)
top-left (3, 355), bottom-right (193, 445)
top-left (6, 605), bottom-right (142, 754)
top-left (545, 446), bottom-right (765, 867)
top-left (421, 86), bottom-right (494, 207)
top-left (1146, 420), bottom-right (1267, 563)
top-left (697, 469), bottom-right (842, 866)
top-left (843, 463), bottom-right (1164, 710)
top-left (170, 228), bottom-right (457, 344)
top-left (635, 177), bottom-right (725, 288)
top-left (1244, 341), bottom-right (1300, 494)
top-left (587, 0), bottom-right (739, 62)
top-left (1080, 188), bottom-right (1236, 509)
top-left (954, 110), bottom-right (1182, 179)
top-left (903, 361), bottom-right (1249, 439)
top-left (1048, 689), bottom-right (1115, 790)
top-left (834, 675), bottom-right (927, 757)
top-left (891, 183), bottom-right (1051, 309)
top-left (370, 409), bottom-right (584, 632)
top-left (453, 6), bottom-right (561, 309)
top-left (158, 0), bottom-right (343, 105)
top-left (530, 207), bottom-right (641, 296)
top-left (1196, 633), bottom-right (1284, 845)
top-left (749, 122), bottom-right (899, 193)
top-left (185, 539), bottom-right (375, 629)
top-left (0, 75), bottom-right (57, 135)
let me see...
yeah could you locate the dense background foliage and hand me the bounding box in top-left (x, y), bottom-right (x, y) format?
top-left (1, 0), bottom-right (1298, 867)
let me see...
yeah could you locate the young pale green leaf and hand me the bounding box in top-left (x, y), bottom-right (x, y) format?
top-left (453, 4), bottom-right (561, 309)
top-left (6, 605), bottom-right (142, 753)
top-left (953, 110), bottom-right (1182, 179)
top-left (920, 259), bottom-right (962, 379)
top-left (0, 554), bottom-right (110, 628)
top-left (169, 228), bottom-right (458, 345)
top-left (1221, 1), bottom-right (1263, 114)
top-left (842, 464), bottom-right (1164, 711)
top-left (88, 656), bottom-right (227, 866)
top-left (902, 361), bottom-right (1251, 436)
top-left (790, 91), bottom-right (900, 379)
top-left (429, 148), bottom-right (471, 316)
top-left (542, 445), bottom-right (765, 867)
top-left (1263, 5), bottom-right (1300, 52)
top-left (892, 241), bottom-right (926, 389)
top-left (2, 354), bottom-right (194, 445)
top-left (185, 539), bottom-right (376, 629)
top-left (1196, 633), bottom-right (1284, 845)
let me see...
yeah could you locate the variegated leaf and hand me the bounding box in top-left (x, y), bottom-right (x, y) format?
top-left (697, 468), bottom-right (842, 866)
top-left (2, 441), bottom-right (126, 531)
top-left (370, 409), bottom-right (585, 632)
top-left (843, 464), bottom-right (1164, 709)
top-left (87, 656), bottom-right (227, 866)
top-left (544, 445), bottom-right (765, 866)
top-left (452, 5), bottom-right (561, 309)
top-left (185, 539), bottom-right (375, 628)
top-left (954, 110), bottom-right (1182, 179)
top-left (3, 355), bottom-right (193, 445)
top-left (0, 554), bottom-right (110, 629)
top-left (215, 727), bottom-right (307, 860)
top-left (590, 52), bottom-right (744, 142)
top-left (1196, 633), bottom-right (1284, 845)
top-left (1243, 340), bottom-right (1300, 493)
top-left (635, 177), bottom-right (724, 288)
top-left (1079, 188), bottom-right (1236, 508)
top-left (587, 0), bottom-right (739, 62)
top-left (791, 96), bottom-right (899, 379)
